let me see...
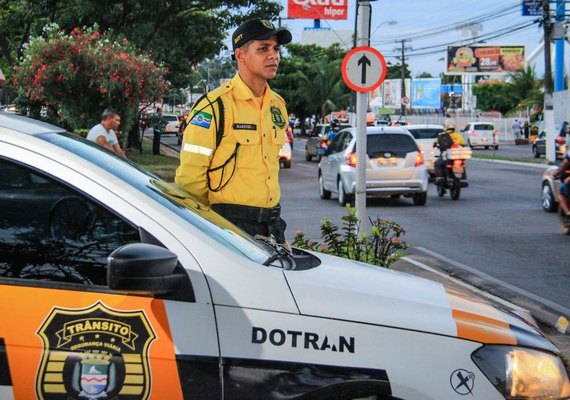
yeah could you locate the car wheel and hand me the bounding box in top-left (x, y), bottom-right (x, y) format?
top-left (494, 145), bottom-right (499, 150)
top-left (533, 146), bottom-right (540, 158)
top-left (319, 174), bottom-right (331, 200)
top-left (542, 182), bottom-right (558, 212)
top-left (283, 159), bottom-right (292, 169)
top-left (413, 191), bottom-right (427, 206)
top-left (338, 178), bottom-right (353, 206)
top-left (305, 151), bottom-right (312, 161)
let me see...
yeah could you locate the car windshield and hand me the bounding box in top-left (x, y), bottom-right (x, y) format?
top-left (38, 132), bottom-right (271, 263)
top-left (366, 134), bottom-right (418, 157)
top-left (474, 124), bottom-right (494, 131)
top-left (407, 128), bottom-right (442, 139)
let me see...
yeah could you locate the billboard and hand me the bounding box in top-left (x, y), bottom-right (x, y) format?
top-left (381, 79), bottom-right (411, 109)
top-left (411, 79), bottom-right (441, 109)
top-left (288, 0), bottom-right (348, 20)
top-left (446, 45), bottom-right (525, 75)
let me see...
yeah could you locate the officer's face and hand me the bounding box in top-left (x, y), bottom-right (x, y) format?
top-left (237, 37), bottom-right (281, 80)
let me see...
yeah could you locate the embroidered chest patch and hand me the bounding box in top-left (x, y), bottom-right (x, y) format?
top-left (270, 106), bottom-right (285, 128)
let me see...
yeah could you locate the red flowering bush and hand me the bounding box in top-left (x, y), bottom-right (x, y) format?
top-left (14, 24), bottom-right (168, 133)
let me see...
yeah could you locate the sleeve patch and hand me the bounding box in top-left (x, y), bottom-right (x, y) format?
top-left (191, 111), bottom-right (212, 129)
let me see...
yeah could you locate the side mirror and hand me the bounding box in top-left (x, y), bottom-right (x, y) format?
top-left (107, 243), bottom-right (185, 294)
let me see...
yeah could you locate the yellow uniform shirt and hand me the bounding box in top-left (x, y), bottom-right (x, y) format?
top-left (175, 74), bottom-right (287, 208)
top-left (435, 130), bottom-right (465, 147)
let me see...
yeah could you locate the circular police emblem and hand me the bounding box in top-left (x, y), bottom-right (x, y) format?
top-left (36, 302), bottom-right (156, 400)
top-left (261, 20), bottom-right (275, 30)
top-left (450, 369), bottom-right (475, 395)
top-left (270, 106), bottom-right (286, 128)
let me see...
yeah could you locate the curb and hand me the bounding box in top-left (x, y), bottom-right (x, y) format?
top-left (472, 157), bottom-right (552, 169)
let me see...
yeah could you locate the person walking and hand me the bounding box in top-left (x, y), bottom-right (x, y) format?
top-left (512, 119), bottom-right (522, 140)
top-left (151, 107), bottom-right (167, 155)
top-left (86, 108), bottom-right (126, 157)
top-left (523, 120), bottom-right (530, 140)
top-left (175, 19), bottom-right (292, 244)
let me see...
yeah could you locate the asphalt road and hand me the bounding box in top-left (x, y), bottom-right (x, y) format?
top-left (279, 138), bottom-right (569, 318)
top-left (160, 133), bottom-right (568, 316)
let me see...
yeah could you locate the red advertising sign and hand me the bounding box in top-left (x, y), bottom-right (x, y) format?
top-left (287, 0), bottom-right (348, 20)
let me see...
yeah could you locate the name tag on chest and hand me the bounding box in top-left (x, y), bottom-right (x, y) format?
top-left (233, 123), bottom-right (257, 131)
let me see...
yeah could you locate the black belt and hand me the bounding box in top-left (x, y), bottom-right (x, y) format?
top-left (212, 203), bottom-right (281, 223)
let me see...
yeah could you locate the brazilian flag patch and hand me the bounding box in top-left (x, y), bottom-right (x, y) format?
top-left (270, 106), bottom-right (285, 128)
top-left (191, 110), bottom-right (212, 129)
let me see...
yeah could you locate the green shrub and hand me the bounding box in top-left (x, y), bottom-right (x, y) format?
top-left (292, 206), bottom-right (409, 268)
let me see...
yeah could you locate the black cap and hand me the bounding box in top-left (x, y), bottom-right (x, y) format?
top-left (232, 19), bottom-right (292, 52)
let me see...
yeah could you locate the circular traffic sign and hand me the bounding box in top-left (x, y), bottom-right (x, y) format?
top-left (401, 96), bottom-right (409, 105)
top-left (341, 46), bottom-right (387, 93)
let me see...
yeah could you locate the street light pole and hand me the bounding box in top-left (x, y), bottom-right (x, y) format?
top-left (543, 0), bottom-right (556, 163)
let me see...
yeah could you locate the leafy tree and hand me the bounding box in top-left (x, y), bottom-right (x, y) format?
top-left (472, 83), bottom-right (517, 115)
top-left (416, 72), bottom-right (433, 78)
top-left (1, 0), bottom-right (281, 86)
top-left (15, 25), bottom-right (168, 135)
top-left (386, 61), bottom-right (410, 80)
top-left (271, 43), bottom-right (350, 130)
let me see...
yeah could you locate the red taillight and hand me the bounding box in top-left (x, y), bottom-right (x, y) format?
top-left (453, 159), bottom-right (463, 167)
top-left (556, 136), bottom-right (566, 145)
top-left (415, 152), bottom-right (424, 167)
top-left (346, 152), bottom-right (357, 168)
top-left (320, 142), bottom-right (327, 148)
top-left (469, 130), bottom-right (475, 137)
top-left (141, 120), bottom-right (147, 127)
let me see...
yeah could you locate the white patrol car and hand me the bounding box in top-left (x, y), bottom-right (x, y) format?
top-left (0, 113), bottom-right (569, 400)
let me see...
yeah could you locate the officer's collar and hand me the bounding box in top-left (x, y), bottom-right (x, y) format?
top-left (232, 74), bottom-right (271, 101)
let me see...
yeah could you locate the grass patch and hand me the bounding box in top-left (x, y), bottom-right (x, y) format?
top-left (472, 153), bottom-right (546, 164)
top-left (126, 141), bottom-right (179, 181)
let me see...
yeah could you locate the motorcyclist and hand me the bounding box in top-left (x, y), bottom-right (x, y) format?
top-left (554, 149), bottom-right (570, 219)
top-left (433, 121), bottom-right (465, 184)
top-left (322, 118), bottom-right (342, 149)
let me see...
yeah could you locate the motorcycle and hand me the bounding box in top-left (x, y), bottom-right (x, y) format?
top-left (435, 146), bottom-right (472, 200)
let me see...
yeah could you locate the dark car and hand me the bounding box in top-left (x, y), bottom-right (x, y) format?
top-left (532, 131), bottom-right (567, 159)
top-left (305, 123), bottom-right (351, 161)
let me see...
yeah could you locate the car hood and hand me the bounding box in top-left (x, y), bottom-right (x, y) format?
top-left (284, 253), bottom-right (557, 352)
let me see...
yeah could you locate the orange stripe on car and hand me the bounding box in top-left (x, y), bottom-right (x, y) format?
top-left (446, 288), bottom-right (517, 345)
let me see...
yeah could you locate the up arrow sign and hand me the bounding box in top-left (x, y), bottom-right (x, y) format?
top-left (358, 55), bottom-right (371, 84)
top-left (341, 46), bottom-right (386, 93)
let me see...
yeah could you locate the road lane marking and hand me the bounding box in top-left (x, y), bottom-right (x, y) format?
top-left (414, 247), bottom-right (570, 317)
top-left (296, 163), bottom-right (315, 169)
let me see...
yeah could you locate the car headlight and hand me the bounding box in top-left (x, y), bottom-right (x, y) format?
top-left (472, 345), bottom-right (570, 399)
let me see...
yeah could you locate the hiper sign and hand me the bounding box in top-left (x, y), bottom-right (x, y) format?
top-left (287, 0), bottom-right (348, 20)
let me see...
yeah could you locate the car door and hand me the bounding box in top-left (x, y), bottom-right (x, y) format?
top-left (0, 155), bottom-right (220, 400)
top-left (321, 132), bottom-right (345, 190)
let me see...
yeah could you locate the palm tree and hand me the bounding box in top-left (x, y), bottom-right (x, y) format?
top-left (508, 66), bottom-right (543, 114)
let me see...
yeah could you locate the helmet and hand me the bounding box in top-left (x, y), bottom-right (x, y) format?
top-left (445, 120), bottom-right (456, 131)
top-left (330, 118), bottom-right (341, 129)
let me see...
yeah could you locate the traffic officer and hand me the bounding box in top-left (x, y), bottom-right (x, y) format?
top-left (175, 19), bottom-right (292, 243)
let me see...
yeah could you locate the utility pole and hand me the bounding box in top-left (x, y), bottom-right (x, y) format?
top-left (355, 0), bottom-right (371, 232)
top-left (543, 0), bottom-right (556, 163)
top-left (394, 39), bottom-right (411, 116)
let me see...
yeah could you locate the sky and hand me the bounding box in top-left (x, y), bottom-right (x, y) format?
top-left (267, 0), bottom-right (569, 78)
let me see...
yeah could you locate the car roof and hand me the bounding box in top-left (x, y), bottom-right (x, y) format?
top-left (345, 126), bottom-right (412, 136)
top-left (405, 124), bottom-right (444, 130)
top-left (467, 121), bottom-right (494, 125)
top-left (0, 113), bottom-right (65, 135)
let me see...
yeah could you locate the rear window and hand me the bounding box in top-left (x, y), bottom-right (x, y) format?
top-left (473, 124), bottom-right (494, 131)
top-left (366, 134), bottom-right (418, 157)
top-left (407, 128), bottom-right (442, 139)
top-left (163, 115), bottom-right (178, 122)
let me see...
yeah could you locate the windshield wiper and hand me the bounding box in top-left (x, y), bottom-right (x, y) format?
top-left (255, 235), bottom-right (296, 270)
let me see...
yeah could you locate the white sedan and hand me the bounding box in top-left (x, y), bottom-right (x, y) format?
top-left (0, 113), bottom-right (568, 400)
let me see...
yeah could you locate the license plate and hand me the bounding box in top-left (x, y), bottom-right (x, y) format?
top-left (377, 158), bottom-right (398, 167)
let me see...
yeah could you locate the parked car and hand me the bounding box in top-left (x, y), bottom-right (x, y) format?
top-left (404, 124), bottom-right (445, 177)
top-left (280, 131), bottom-right (292, 168)
top-left (305, 123), bottom-right (351, 161)
top-left (462, 122), bottom-right (499, 149)
top-left (318, 126), bottom-right (429, 206)
top-left (1, 113), bottom-right (569, 400)
top-left (162, 113), bottom-right (181, 134)
top-left (532, 130), bottom-right (567, 159)
top-left (541, 166), bottom-right (560, 212)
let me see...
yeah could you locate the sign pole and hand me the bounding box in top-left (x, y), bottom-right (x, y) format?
top-left (355, 0), bottom-right (371, 233)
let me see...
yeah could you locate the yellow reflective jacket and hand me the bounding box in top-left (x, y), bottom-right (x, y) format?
top-left (175, 74), bottom-right (288, 208)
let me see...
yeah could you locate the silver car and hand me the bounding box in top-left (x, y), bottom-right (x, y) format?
top-left (318, 127), bottom-right (429, 206)
top-left (404, 124), bottom-right (444, 176)
top-left (462, 122), bottom-right (499, 150)
top-left (542, 166), bottom-right (560, 212)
